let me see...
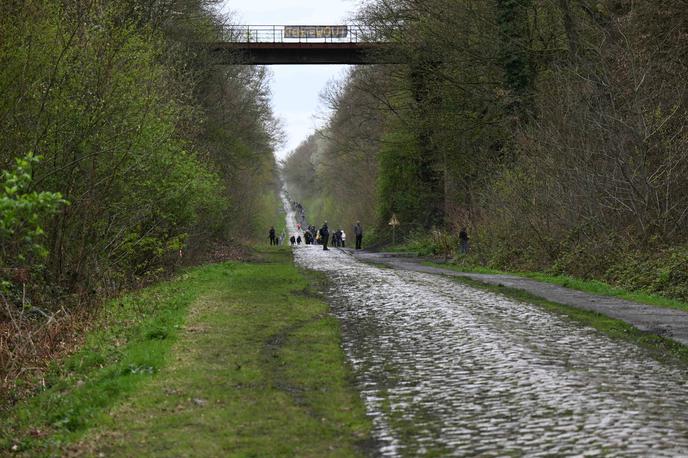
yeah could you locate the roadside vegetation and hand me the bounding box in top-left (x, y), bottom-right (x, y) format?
top-left (1, 248), bottom-right (373, 456)
top-left (281, 1), bottom-right (688, 303)
top-left (1, 1), bottom-right (282, 399)
top-left (423, 260), bottom-right (688, 314)
top-left (1, 262), bottom-right (208, 454)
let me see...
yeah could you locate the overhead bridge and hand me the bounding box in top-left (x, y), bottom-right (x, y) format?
top-left (209, 25), bottom-right (398, 65)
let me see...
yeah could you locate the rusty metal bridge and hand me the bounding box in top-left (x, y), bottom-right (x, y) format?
top-left (208, 25), bottom-right (396, 65)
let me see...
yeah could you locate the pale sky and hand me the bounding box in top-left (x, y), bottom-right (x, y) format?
top-left (219, 0), bottom-right (361, 160)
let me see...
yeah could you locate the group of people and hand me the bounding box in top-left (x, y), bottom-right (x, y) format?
top-left (298, 222), bottom-right (338, 250)
top-left (273, 208), bottom-right (469, 255)
top-left (268, 226), bottom-right (279, 245)
top-left (273, 212), bottom-right (467, 255)
top-left (268, 196), bottom-right (367, 251)
top-left (331, 229), bottom-right (346, 247)
top-left (292, 201), bottom-right (306, 226)
top-left (307, 220), bottom-right (364, 251)
top-left (269, 220), bottom-right (365, 251)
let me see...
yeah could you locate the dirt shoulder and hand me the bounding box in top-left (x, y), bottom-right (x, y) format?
top-left (352, 251), bottom-right (688, 347)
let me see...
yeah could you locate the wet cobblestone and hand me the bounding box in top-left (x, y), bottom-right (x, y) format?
top-left (285, 203), bottom-right (688, 456)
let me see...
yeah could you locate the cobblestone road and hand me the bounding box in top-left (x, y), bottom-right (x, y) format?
top-left (284, 200), bottom-right (688, 456)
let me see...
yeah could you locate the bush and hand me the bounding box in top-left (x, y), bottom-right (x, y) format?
top-left (606, 246), bottom-right (688, 302)
top-left (0, 153), bottom-right (66, 297)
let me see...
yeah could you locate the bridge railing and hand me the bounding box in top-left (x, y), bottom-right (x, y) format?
top-left (218, 25), bottom-right (382, 43)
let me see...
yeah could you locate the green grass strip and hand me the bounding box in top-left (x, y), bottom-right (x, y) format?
top-left (1, 266), bottom-right (216, 454)
top-left (424, 261), bottom-right (688, 313)
top-left (2, 248), bottom-right (372, 456)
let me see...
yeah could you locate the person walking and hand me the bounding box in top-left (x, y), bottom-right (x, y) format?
top-left (341, 230), bottom-right (346, 247)
top-left (296, 235), bottom-right (302, 245)
top-left (290, 235), bottom-right (296, 246)
top-left (354, 221), bottom-right (363, 250)
top-left (459, 227), bottom-right (469, 254)
top-left (320, 221), bottom-right (330, 251)
top-left (269, 226), bottom-right (276, 246)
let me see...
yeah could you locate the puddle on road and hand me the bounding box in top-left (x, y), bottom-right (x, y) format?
top-left (284, 201), bottom-right (688, 456)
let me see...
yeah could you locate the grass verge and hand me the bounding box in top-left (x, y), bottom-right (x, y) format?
top-left (424, 261), bottom-right (688, 313)
top-left (448, 275), bottom-right (688, 366)
top-left (0, 266), bottom-right (211, 455)
top-left (2, 247), bottom-right (372, 456)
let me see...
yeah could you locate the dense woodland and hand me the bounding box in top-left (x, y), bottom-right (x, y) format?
top-left (283, 0), bottom-right (688, 301)
top-left (1, 0), bottom-right (281, 385)
top-left (3, 0), bottom-right (688, 400)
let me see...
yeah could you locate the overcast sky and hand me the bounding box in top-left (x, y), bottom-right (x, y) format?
top-left (219, 0), bottom-right (362, 160)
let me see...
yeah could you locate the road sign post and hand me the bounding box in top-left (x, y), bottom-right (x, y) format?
top-left (388, 213), bottom-right (400, 245)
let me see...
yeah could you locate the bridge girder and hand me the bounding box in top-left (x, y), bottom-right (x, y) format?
top-left (208, 42), bottom-right (399, 65)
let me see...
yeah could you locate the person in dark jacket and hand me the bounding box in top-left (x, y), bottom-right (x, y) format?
top-left (269, 226), bottom-right (276, 246)
top-left (320, 222), bottom-right (330, 251)
top-left (354, 221), bottom-right (363, 249)
top-left (459, 227), bottom-right (469, 254)
top-left (289, 235), bottom-right (296, 246)
top-left (296, 235), bottom-right (302, 245)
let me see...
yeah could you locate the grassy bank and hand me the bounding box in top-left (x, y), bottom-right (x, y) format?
top-left (2, 248), bottom-right (372, 456)
top-left (1, 267), bottom-right (208, 454)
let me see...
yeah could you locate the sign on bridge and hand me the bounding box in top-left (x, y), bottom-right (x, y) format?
top-left (284, 25), bottom-right (348, 39)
